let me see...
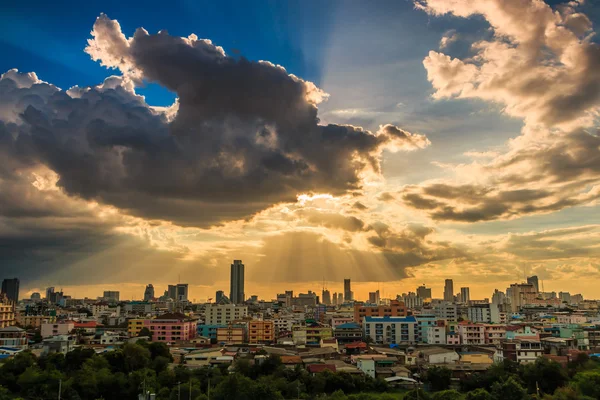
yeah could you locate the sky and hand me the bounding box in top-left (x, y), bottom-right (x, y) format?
top-left (1, 0), bottom-right (600, 302)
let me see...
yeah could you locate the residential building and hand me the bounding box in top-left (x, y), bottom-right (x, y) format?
top-left (337, 293), bottom-right (344, 305)
top-left (41, 321), bottom-right (74, 338)
top-left (146, 312), bottom-right (198, 342)
top-left (216, 324), bottom-right (245, 344)
top-left (291, 292), bottom-right (317, 307)
top-left (331, 317), bottom-right (354, 328)
top-left (444, 279), bottom-right (454, 302)
top-left (87, 303), bottom-right (109, 316)
top-left (363, 316), bottom-right (418, 345)
top-left (401, 292), bottom-right (423, 309)
top-left (433, 302), bottom-right (457, 321)
top-left (447, 332), bottom-right (460, 345)
top-left (509, 283), bottom-right (537, 312)
top-left (334, 322), bottom-right (363, 344)
top-left (501, 340), bottom-right (543, 363)
top-left (427, 326), bottom-right (446, 345)
top-left (42, 335), bottom-right (76, 355)
top-left (168, 284), bottom-right (189, 302)
top-left (0, 326), bottom-right (28, 349)
top-left (344, 279), bottom-right (352, 302)
top-left (368, 291), bottom-right (380, 305)
top-left (415, 314), bottom-right (438, 343)
top-left (354, 300), bottom-right (407, 324)
top-left (230, 260), bottom-right (245, 304)
top-left (491, 290), bottom-right (506, 306)
top-left (102, 291), bottom-right (120, 302)
top-left (197, 324), bottom-right (226, 341)
top-left (205, 304), bottom-right (248, 325)
top-left (416, 285), bottom-right (432, 301)
top-left (460, 287), bottom-right (470, 303)
top-left (459, 352), bottom-right (493, 365)
top-left (559, 292), bottom-right (571, 304)
top-left (1, 278), bottom-right (19, 302)
top-left (143, 284), bottom-right (155, 301)
top-left (0, 295), bottom-right (15, 328)
top-left (272, 317), bottom-right (296, 334)
top-left (16, 314), bottom-right (56, 328)
top-left (128, 319), bottom-right (146, 337)
top-left (458, 322), bottom-right (485, 345)
top-left (484, 324), bottom-right (507, 345)
top-left (418, 347), bottom-right (459, 364)
top-left (526, 276), bottom-right (539, 293)
top-left (124, 301), bottom-right (152, 315)
top-left (467, 303), bottom-right (492, 323)
top-left (292, 324), bottom-right (333, 345)
top-left (248, 320), bottom-right (274, 344)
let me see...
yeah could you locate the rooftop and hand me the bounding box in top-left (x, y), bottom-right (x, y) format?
top-left (364, 316), bottom-right (417, 323)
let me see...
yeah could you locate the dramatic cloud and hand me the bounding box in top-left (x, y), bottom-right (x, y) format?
top-left (405, 0), bottom-right (600, 222)
top-left (0, 15), bottom-right (430, 228)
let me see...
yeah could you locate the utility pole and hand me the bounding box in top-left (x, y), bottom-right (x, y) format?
top-left (58, 379), bottom-right (61, 400)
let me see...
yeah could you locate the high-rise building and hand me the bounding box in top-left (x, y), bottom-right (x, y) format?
top-left (460, 287), bottom-right (470, 303)
top-left (1, 278), bottom-right (19, 302)
top-left (322, 289), bottom-right (331, 305)
top-left (143, 284), bottom-right (155, 301)
top-left (509, 283), bottom-right (536, 312)
top-left (216, 290), bottom-right (224, 303)
top-left (443, 279), bottom-right (454, 302)
top-left (102, 291), bottom-right (120, 302)
top-left (30, 292), bottom-right (41, 301)
top-left (230, 260), bottom-right (245, 304)
top-left (526, 276), bottom-right (539, 293)
top-left (416, 285), bottom-right (432, 301)
top-left (337, 293), bottom-right (344, 305)
top-left (368, 290), bottom-right (380, 304)
top-left (559, 292), bottom-right (571, 303)
top-left (344, 279), bottom-right (352, 301)
top-left (332, 292), bottom-right (338, 306)
top-left (167, 285), bottom-right (177, 300)
top-left (175, 284), bottom-right (188, 302)
top-left (45, 287), bottom-right (55, 301)
top-left (491, 289), bottom-right (506, 305)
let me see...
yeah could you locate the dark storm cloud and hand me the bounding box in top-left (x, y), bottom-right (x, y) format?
top-left (0, 15), bottom-right (429, 228)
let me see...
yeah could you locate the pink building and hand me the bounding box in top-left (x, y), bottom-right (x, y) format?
top-left (484, 324), bottom-right (507, 345)
top-left (41, 321), bottom-right (75, 338)
top-left (146, 313), bottom-right (198, 343)
top-left (447, 332), bottom-right (460, 345)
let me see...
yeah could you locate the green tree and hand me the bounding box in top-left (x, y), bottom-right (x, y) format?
top-left (519, 357), bottom-right (568, 395)
top-left (571, 370), bottom-right (600, 399)
top-left (425, 366), bottom-right (452, 391)
top-left (138, 327), bottom-right (152, 338)
top-left (148, 342), bottom-right (173, 361)
top-left (403, 388), bottom-right (430, 400)
top-left (122, 343), bottom-right (151, 372)
top-left (490, 377), bottom-right (527, 400)
top-left (431, 389), bottom-right (462, 400)
top-left (465, 388), bottom-right (491, 400)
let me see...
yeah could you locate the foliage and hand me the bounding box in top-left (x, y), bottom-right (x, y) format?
top-left (431, 389), bottom-right (462, 400)
top-left (138, 327), bottom-right (152, 338)
top-left (571, 370), bottom-right (600, 399)
top-left (490, 377), bottom-right (527, 400)
top-left (519, 357), bottom-right (567, 395)
top-left (425, 366), bottom-right (452, 391)
top-left (464, 388), bottom-right (491, 400)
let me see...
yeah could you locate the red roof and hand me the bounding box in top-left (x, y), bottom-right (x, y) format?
top-left (281, 356), bottom-right (303, 364)
top-left (74, 321), bottom-right (98, 328)
top-left (307, 364), bottom-right (337, 373)
top-left (345, 341), bottom-right (367, 349)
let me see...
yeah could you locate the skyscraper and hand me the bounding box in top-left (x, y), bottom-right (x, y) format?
top-left (322, 289), bottom-right (331, 305)
top-left (337, 293), bottom-right (344, 305)
top-left (527, 276), bottom-right (539, 293)
top-left (416, 285), bottom-right (432, 301)
top-left (45, 287), bottom-right (55, 301)
top-left (144, 284), bottom-right (155, 301)
top-left (230, 260), bottom-right (245, 304)
top-left (344, 278), bottom-right (352, 301)
top-left (444, 279), bottom-right (454, 302)
top-left (103, 291), bottom-right (120, 302)
top-left (175, 284), bottom-right (189, 302)
top-left (1, 278), bottom-right (19, 302)
top-left (460, 287), bottom-right (470, 303)
top-left (216, 290), bottom-right (224, 303)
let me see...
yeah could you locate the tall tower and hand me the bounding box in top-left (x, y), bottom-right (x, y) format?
top-left (460, 287), bottom-right (470, 303)
top-left (230, 260), bottom-right (245, 304)
top-left (443, 279), bottom-right (454, 302)
top-left (526, 276), bottom-right (539, 293)
top-left (1, 278), bottom-right (19, 302)
top-left (143, 284), bottom-right (154, 301)
top-left (344, 278), bottom-right (352, 302)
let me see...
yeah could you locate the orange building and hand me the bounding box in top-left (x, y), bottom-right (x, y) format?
top-left (217, 324), bottom-right (245, 344)
top-left (0, 295), bottom-right (15, 328)
top-left (248, 320), bottom-right (274, 344)
top-left (353, 300), bottom-right (407, 324)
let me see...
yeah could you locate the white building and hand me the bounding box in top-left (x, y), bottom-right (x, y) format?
top-left (458, 323), bottom-right (486, 345)
top-left (468, 304), bottom-right (492, 323)
top-left (434, 302), bottom-right (457, 321)
top-left (427, 326), bottom-right (446, 345)
top-left (419, 347), bottom-right (459, 364)
top-left (205, 304), bottom-right (248, 325)
top-left (41, 322), bottom-right (74, 338)
top-left (42, 335), bottom-right (77, 355)
top-left (363, 316), bottom-right (418, 345)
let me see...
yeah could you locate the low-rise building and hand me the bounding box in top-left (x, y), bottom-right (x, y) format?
top-left (334, 322), bottom-right (363, 345)
top-left (458, 322), bottom-right (485, 345)
top-left (0, 326), bottom-right (28, 349)
top-left (127, 318), bottom-right (146, 337)
top-left (418, 347), bottom-right (459, 364)
top-left (484, 324), bottom-right (506, 345)
top-left (16, 314), bottom-right (56, 328)
top-left (205, 304), bottom-right (248, 325)
top-left (41, 321), bottom-right (74, 338)
top-left (293, 324), bottom-right (333, 346)
top-left (147, 313), bottom-right (198, 342)
top-left (124, 301), bottom-right (153, 315)
top-left (501, 340), bottom-right (543, 363)
top-left (363, 316), bottom-right (418, 345)
top-left (427, 326), bottom-right (446, 345)
top-left (248, 320), bottom-right (274, 344)
top-left (42, 335), bottom-right (76, 355)
top-left (459, 352), bottom-right (493, 365)
top-left (354, 300), bottom-right (407, 325)
top-left (0, 295), bottom-right (15, 328)
top-left (216, 324), bottom-right (245, 344)
top-left (197, 324), bottom-right (226, 341)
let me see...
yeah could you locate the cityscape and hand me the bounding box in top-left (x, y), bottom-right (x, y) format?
top-left (2, 0), bottom-right (600, 398)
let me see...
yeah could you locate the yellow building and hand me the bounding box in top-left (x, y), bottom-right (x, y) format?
top-left (293, 325), bottom-right (333, 345)
top-left (16, 314), bottom-right (56, 328)
top-left (0, 295), bottom-right (15, 328)
top-left (248, 321), bottom-right (274, 344)
top-left (127, 318), bottom-right (147, 337)
top-left (217, 325), bottom-right (245, 344)
top-left (459, 352), bottom-right (493, 365)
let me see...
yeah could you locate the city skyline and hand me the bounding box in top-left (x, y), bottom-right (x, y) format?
top-left (2, 0), bottom-right (600, 299)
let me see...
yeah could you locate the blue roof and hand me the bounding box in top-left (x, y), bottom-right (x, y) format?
top-left (364, 316), bottom-right (417, 323)
top-left (336, 322), bottom-right (360, 329)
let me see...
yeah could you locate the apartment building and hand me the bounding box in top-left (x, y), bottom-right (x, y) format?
top-left (41, 321), bottom-right (75, 338)
top-left (147, 313), bottom-right (198, 342)
top-left (484, 324), bottom-right (507, 345)
top-left (501, 340), bottom-right (543, 363)
top-left (205, 304), bottom-right (248, 325)
top-left (458, 322), bottom-right (486, 345)
top-left (353, 300), bottom-right (407, 324)
top-left (427, 326), bottom-right (446, 345)
top-left (0, 326), bottom-right (28, 349)
top-left (433, 302), bottom-right (457, 322)
top-left (127, 318), bottom-right (146, 337)
top-left (363, 316), bottom-right (418, 345)
top-left (333, 322), bottom-right (363, 344)
top-left (216, 324), bottom-right (245, 344)
top-left (248, 320), bottom-right (274, 344)
top-left (0, 295), bottom-right (15, 328)
top-left (16, 314), bottom-right (56, 328)
top-left (292, 324), bottom-right (333, 345)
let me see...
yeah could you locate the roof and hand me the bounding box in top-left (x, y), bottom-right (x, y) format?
top-left (307, 364), bottom-right (336, 373)
top-left (336, 322), bottom-right (361, 330)
top-left (280, 356), bottom-right (303, 364)
top-left (0, 326), bottom-right (24, 332)
top-left (345, 341), bottom-right (367, 349)
top-left (74, 321), bottom-right (97, 328)
top-left (419, 347), bottom-right (457, 356)
top-left (321, 338), bottom-right (337, 344)
top-left (364, 316), bottom-right (417, 323)
top-left (385, 376), bottom-right (418, 383)
top-left (155, 312), bottom-right (189, 320)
